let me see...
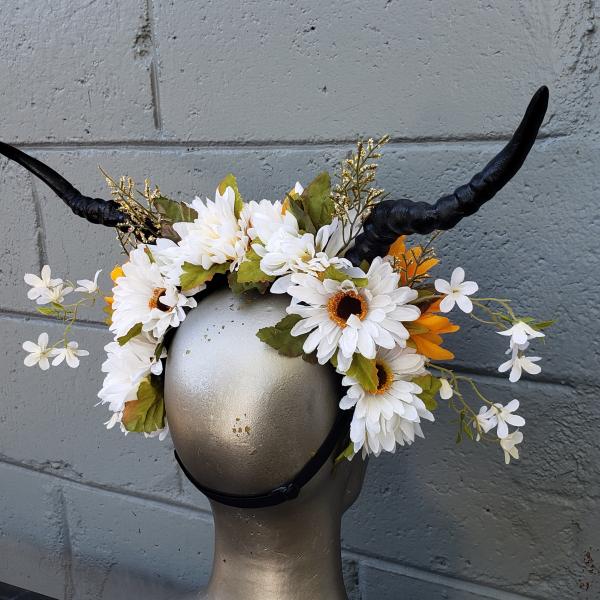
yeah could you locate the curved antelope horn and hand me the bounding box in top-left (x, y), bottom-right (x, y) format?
top-left (346, 86), bottom-right (549, 265)
top-left (0, 142), bottom-right (125, 227)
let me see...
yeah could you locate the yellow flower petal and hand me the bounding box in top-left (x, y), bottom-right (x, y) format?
top-left (110, 265), bottom-right (124, 282)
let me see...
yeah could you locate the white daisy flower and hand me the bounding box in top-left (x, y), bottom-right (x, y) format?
top-left (258, 218), bottom-right (356, 294)
top-left (37, 282), bottom-right (73, 306)
top-left (498, 321), bottom-right (545, 347)
top-left (287, 257), bottom-right (420, 371)
top-left (173, 186), bottom-right (247, 272)
top-left (110, 246), bottom-right (197, 340)
top-left (434, 267), bottom-right (478, 313)
top-left (75, 270), bottom-right (102, 294)
top-left (24, 265), bottom-right (62, 301)
top-left (97, 335), bottom-right (164, 415)
top-left (500, 430), bottom-right (523, 464)
top-left (147, 238), bottom-right (187, 289)
top-left (51, 341), bottom-right (89, 368)
top-left (339, 347), bottom-right (432, 457)
top-left (498, 343), bottom-right (542, 382)
top-left (22, 332), bottom-right (53, 370)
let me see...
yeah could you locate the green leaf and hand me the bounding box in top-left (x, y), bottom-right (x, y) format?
top-left (218, 173), bottom-right (244, 218)
top-left (345, 353), bottom-right (379, 393)
top-left (159, 223), bottom-right (181, 243)
top-left (236, 248), bottom-right (274, 284)
top-left (227, 271), bottom-right (271, 295)
top-left (532, 319), bottom-right (557, 330)
top-left (462, 420), bottom-right (474, 440)
top-left (154, 195), bottom-right (198, 224)
top-left (117, 323), bottom-right (143, 346)
top-left (37, 306), bottom-right (61, 316)
top-left (321, 265), bottom-right (368, 287)
top-left (456, 410), bottom-right (466, 444)
top-left (334, 441), bottom-right (355, 465)
top-left (300, 172), bottom-right (333, 229)
top-left (405, 322), bottom-right (430, 335)
top-left (301, 352), bottom-right (318, 364)
top-left (122, 377), bottom-right (165, 434)
top-left (286, 195), bottom-right (316, 234)
top-left (413, 374), bottom-right (442, 411)
top-left (256, 314), bottom-right (307, 357)
top-left (180, 261), bottom-right (229, 292)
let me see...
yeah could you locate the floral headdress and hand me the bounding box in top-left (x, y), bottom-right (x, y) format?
top-left (4, 87), bottom-right (551, 476)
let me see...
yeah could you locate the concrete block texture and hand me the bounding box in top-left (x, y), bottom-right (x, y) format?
top-left (0, 463), bottom-right (65, 599)
top-left (154, 0), bottom-right (594, 141)
top-left (0, 1), bottom-right (157, 143)
top-left (0, 1), bottom-right (599, 600)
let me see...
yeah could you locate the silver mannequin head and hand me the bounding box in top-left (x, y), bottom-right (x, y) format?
top-left (164, 286), bottom-right (367, 600)
top-left (165, 286), bottom-right (366, 508)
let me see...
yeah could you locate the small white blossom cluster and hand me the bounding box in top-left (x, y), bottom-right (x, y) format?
top-left (474, 400), bottom-right (525, 464)
top-left (498, 321), bottom-right (544, 382)
top-left (22, 266), bottom-right (97, 370)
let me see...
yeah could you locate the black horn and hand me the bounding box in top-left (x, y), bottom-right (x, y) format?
top-left (346, 86), bottom-right (549, 265)
top-left (0, 142), bottom-right (125, 227)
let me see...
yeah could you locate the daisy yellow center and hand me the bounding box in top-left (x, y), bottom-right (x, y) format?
top-left (327, 290), bottom-right (367, 328)
top-left (373, 360), bottom-right (394, 395)
top-left (149, 287), bottom-right (169, 312)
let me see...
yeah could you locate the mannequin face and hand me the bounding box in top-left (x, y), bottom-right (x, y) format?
top-left (164, 286), bottom-right (366, 508)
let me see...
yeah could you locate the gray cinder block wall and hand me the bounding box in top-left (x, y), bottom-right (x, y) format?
top-left (1, 2), bottom-right (599, 599)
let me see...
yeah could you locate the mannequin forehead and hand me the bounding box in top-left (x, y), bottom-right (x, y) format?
top-left (165, 287), bottom-right (340, 495)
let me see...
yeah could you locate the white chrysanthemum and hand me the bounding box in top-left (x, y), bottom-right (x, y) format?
top-left (241, 199), bottom-right (299, 246)
top-left (147, 238), bottom-right (186, 288)
top-left (98, 335), bottom-right (164, 416)
top-left (256, 218), bottom-right (357, 294)
top-left (111, 246), bottom-right (197, 339)
top-left (339, 347), bottom-right (432, 457)
top-left (173, 186), bottom-right (247, 272)
top-left (287, 257), bottom-right (421, 371)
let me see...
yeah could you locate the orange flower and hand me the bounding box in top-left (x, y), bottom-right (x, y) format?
top-left (408, 300), bottom-right (459, 360)
top-left (104, 265), bottom-right (125, 325)
top-left (388, 236), bottom-right (439, 286)
top-left (110, 265), bottom-right (124, 282)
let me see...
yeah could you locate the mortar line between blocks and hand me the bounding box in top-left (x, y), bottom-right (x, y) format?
top-left (0, 456), bottom-right (214, 519)
top-left (8, 131), bottom-right (571, 153)
top-left (29, 177), bottom-right (48, 268)
top-left (0, 308), bottom-right (109, 331)
top-left (145, 0), bottom-right (163, 132)
top-left (344, 550), bottom-right (543, 600)
top-left (57, 487), bottom-right (75, 600)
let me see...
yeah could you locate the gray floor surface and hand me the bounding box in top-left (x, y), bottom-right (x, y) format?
top-left (0, 583), bottom-right (55, 600)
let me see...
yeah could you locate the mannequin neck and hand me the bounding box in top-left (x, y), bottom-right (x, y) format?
top-left (202, 488), bottom-right (348, 600)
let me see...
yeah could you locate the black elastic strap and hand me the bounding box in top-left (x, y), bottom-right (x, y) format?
top-left (174, 407), bottom-right (354, 509)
